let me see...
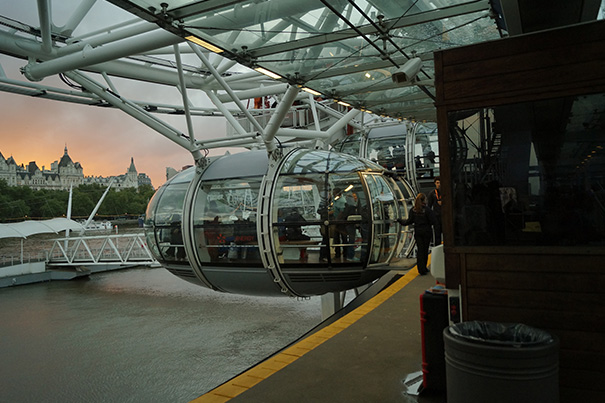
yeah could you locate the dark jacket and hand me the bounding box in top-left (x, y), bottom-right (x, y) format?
top-left (427, 189), bottom-right (442, 217)
top-left (398, 207), bottom-right (436, 236)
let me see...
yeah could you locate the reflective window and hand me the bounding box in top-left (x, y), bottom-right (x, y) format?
top-left (364, 174), bottom-right (400, 263)
top-left (328, 176), bottom-right (370, 264)
top-left (414, 122), bottom-right (439, 178)
top-left (192, 177), bottom-right (262, 265)
top-left (392, 178), bottom-right (415, 259)
top-left (151, 182), bottom-right (188, 263)
top-left (334, 135), bottom-right (362, 157)
top-left (144, 185), bottom-right (165, 260)
top-left (273, 152), bottom-right (371, 265)
top-left (273, 174), bottom-right (324, 265)
top-left (450, 92), bottom-right (605, 246)
top-left (367, 137), bottom-right (407, 172)
top-left (280, 149), bottom-right (381, 175)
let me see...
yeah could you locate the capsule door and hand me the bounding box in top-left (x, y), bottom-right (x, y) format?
top-left (363, 173), bottom-right (401, 266)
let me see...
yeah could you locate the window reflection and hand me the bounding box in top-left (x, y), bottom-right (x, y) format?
top-left (335, 134), bottom-right (362, 157)
top-left (449, 93), bottom-right (605, 246)
top-left (193, 178), bottom-right (262, 265)
top-left (364, 174), bottom-right (399, 263)
top-left (367, 137), bottom-right (406, 172)
top-left (279, 149), bottom-right (381, 174)
top-left (149, 183), bottom-right (188, 263)
top-left (273, 170), bottom-right (370, 266)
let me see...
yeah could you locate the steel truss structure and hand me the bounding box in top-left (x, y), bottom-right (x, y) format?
top-left (47, 233), bottom-right (156, 266)
top-left (1, 1), bottom-right (600, 168)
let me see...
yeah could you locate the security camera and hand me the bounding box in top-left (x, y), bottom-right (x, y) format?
top-left (392, 57), bottom-right (422, 83)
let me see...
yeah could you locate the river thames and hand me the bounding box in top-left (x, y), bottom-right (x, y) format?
top-left (0, 266), bottom-right (322, 402)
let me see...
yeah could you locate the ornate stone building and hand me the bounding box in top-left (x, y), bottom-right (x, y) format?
top-left (0, 147), bottom-right (152, 190)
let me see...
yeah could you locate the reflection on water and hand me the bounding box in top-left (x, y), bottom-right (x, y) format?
top-left (0, 267), bottom-right (321, 403)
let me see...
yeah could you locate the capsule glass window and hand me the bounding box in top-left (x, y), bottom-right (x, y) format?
top-left (192, 177), bottom-right (263, 266)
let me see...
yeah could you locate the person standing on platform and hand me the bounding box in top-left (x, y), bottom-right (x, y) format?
top-left (427, 176), bottom-right (442, 246)
top-left (398, 193), bottom-right (437, 275)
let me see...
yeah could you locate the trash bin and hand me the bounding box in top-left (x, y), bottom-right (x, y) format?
top-left (443, 321), bottom-right (559, 403)
top-left (419, 287), bottom-right (449, 391)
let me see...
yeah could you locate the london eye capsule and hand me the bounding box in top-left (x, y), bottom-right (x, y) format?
top-left (144, 148), bottom-right (415, 297)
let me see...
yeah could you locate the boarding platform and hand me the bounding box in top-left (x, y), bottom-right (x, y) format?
top-left (194, 266), bottom-right (446, 402)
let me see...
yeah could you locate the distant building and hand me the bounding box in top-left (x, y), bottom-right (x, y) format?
top-left (0, 147), bottom-right (153, 190)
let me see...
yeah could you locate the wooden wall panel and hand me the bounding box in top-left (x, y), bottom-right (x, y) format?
top-left (435, 20), bottom-right (605, 401)
top-left (436, 20), bottom-right (605, 111)
top-left (466, 288), bottom-right (605, 313)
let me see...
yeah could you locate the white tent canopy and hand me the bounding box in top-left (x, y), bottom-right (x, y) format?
top-left (0, 218), bottom-right (85, 239)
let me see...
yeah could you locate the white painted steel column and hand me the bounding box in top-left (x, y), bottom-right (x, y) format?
top-left (173, 44), bottom-right (196, 147)
top-left (64, 71), bottom-right (202, 161)
top-left (56, 0), bottom-right (96, 37)
top-left (215, 84), bottom-right (289, 103)
top-left (262, 85), bottom-right (300, 154)
top-left (326, 108), bottom-right (360, 137)
top-left (307, 93), bottom-right (322, 131)
top-left (23, 29), bottom-right (183, 81)
top-left (36, 0), bottom-right (52, 54)
top-left (189, 43), bottom-right (265, 134)
top-left (57, 21), bottom-right (158, 56)
top-left (274, 127), bottom-right (330, 139)
top-left (206, 90), bottom-right (249, 136)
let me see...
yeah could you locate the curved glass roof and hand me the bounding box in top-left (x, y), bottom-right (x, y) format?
top-left (106, 0), bottom-right (603, 121)
top-left (280, 149), bottom-right (382, 174)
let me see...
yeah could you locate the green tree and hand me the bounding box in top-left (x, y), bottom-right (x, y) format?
top-left (71, 191), bottom-right (96, 217)
top-left (0, 179), bottom-right (153, 222)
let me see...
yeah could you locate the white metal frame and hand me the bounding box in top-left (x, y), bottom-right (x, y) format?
top-left (47, 233), bottom-right (156, 266)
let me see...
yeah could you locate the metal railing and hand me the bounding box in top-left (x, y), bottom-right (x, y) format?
top-left (47, 233), bottom-right (157, 266)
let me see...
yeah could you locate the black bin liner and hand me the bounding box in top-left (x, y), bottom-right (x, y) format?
top-left (444, 321), bottom-right (559, 403)
top-left (448, 321), bottom-right (554, 347)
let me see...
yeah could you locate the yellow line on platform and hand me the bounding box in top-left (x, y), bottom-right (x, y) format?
top-left (191, 268), bottom-right (421, 403)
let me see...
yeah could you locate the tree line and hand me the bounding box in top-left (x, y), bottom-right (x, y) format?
top-left (0, 180), bottom-right (156, 222)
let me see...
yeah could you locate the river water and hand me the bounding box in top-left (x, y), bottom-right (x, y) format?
top-left (0, 267), bottom-right (322, 403)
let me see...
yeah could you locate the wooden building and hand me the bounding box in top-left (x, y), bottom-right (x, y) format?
top-left (435, 20), bottom-right (605, 401)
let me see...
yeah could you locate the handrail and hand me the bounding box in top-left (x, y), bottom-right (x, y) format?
top-left (47, 233), bottom-right (157, 266)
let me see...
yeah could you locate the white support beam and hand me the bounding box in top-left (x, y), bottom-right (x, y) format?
top-left (185, 0), bottom-right (323, 31)
top-left (215, 83), bottom-right (289, 103)
top-left (37, 0), bottom-right (53, 54)
top-left (305, 100), bottom-right (364, 131)
top-left (326, 108), bottom-right (361, 143)
top-left (206, 90), bottom-right (249, 136)
top-left (262, 85), bottom-right (300, 154)
top-left (174, 44), bottom-right (196, 147)
top-left (224, 71), bottom-right (264, 83)
top-left (57, 21), bottom-right (158, 56)
top-left (22, 29), bottom-right (184, 81)
top-left (56, 0), bottom-right (96, 36)
top-left (190, 42), bottom-right (265, 134)
top-left (64, 71), bottom-right (201, 161)
top-left (196, 137), bottom-right (262, 150)
top-left (275, 127), bottom-right (330, 139)
top-left (307, 93), bottom-right (322, 131)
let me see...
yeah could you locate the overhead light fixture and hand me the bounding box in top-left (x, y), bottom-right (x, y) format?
top-left (344, 184), bottom-right (354, 192)
top-left (301, 87), bottom-right (322, 96)
top-left (337, 100), bottom-right (351, 107)
top-left (392, 57), bottom-right (422, 84)
top-left (255, 67), bottom-right (282, 80)
top-left (185, 35), bottom-right (224, 53)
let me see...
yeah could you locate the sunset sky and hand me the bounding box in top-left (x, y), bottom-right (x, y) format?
top-left (0, 1), bottom-right (240, 189)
